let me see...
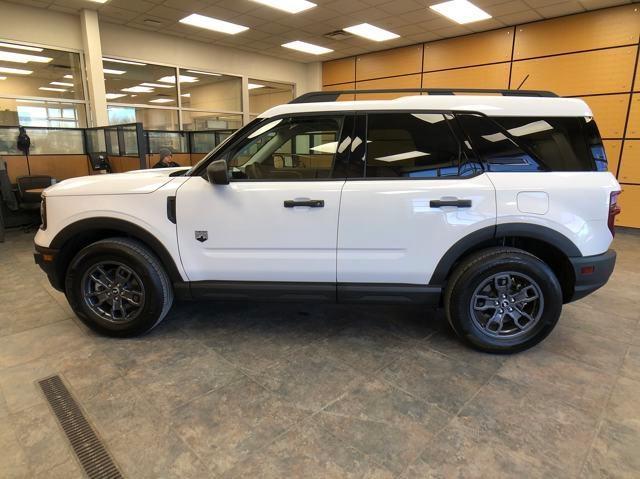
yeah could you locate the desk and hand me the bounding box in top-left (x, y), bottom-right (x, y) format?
top-left (25, 188), bottom-right (45, 194)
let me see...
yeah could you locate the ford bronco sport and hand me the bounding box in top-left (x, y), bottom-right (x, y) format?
top-left (34, 89), bottom-right (620, 353)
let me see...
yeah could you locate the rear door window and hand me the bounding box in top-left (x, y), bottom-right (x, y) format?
top-left (457, 114), bottom-right (598, 172)
top-left (364, 112), bottom-right (475, 178)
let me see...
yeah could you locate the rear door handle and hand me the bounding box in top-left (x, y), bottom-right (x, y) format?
top-left (430, 199), bottom-right (472, 208)
top-left (284, 199), bottom-right (325, 208)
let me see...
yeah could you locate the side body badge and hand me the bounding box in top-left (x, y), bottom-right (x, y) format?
top-left (195, 231), bottom-right (208, 243)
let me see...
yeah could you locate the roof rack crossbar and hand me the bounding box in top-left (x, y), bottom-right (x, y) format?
top-left (290, 88), bottom-right (559, 104)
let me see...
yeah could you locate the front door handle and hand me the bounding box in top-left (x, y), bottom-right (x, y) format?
top-left (430, 199), bottom-right (472, 208)
top-left (284, 199), bottom-right (325, 208)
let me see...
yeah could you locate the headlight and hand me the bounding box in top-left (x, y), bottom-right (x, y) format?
top-left (40, 196), bottom-right (47, 230)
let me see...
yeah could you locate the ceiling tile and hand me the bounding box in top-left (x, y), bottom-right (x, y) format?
top-left (106, 0), bottom-right (155, 13)
top-left (323, 0), bottom-right (370, 13)
top-left (377, 0), bottom-right (426, 15)
top-left (486, 0), bottom-right (531, 16)
top-left (579, 0), bottom-right (631, 10)
top-left (536, 1), bottom-right (585, 18)
top-left (145, 5), bottom-right (188, 21)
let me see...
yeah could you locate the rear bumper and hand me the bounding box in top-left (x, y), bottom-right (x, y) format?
top-left (34, 243), bottom-right (63, 291)
top-left (568, 249), bottom-right (616, 302)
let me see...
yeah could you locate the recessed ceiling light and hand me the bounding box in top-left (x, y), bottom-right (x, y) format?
top-left (149, 98), bottom-right (174, 103)
top-left (186, 70), bottom-right (222, 77)
top-left (64, 74), bottom-right (73, 79)
top-left (248, 83), bottom-right (265, 90)
top-left (158, 75), bottom-right (199, 84)
top-left (103, 57), bottom-right (147, 66)
top-left (0, 66), bottom-right (32, 75)
top-left (50, 81), bottom-right (74, 87)
top-left (106, 93), bottom-right (127, 99)
top-left (281, 40), bottom-right (333, 55)
top-left (0, 51), bottom-right (52, 63)
top-left (122, 86), bottom-right (154, 93)
top-left (179, 14), bottom-right (248, 35)
top-left (181, 93), bottom-right (191, 97)
top-left (39, 87), bottom-right (66, 92)
top-left (250, 0), bottom-right (316, 14)
top-left (0, 42), bottom-right (43, 52)
top-left (104, 68), bottom-right (126, 75)
top-left (140, 82), bottom-right (174, 88)
top-left (343, 23), bottom-right (399, 42)
top-left (430, 0), bottom-right (491, 24)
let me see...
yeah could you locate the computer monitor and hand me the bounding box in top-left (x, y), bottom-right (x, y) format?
top-left (88, 152), bottom-right (109, 171)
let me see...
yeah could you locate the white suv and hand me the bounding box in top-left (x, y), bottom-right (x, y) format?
top-left (34, 89), bottom-right (621, 353)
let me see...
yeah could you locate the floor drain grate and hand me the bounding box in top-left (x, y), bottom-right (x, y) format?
top-left (39, 375), bottom-right (124, 479)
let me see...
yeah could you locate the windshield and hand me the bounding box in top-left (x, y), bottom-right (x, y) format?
top-left (185, 118), bottom-right (263, 176)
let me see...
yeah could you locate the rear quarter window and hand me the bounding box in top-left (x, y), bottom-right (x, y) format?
top-left (457, 114), bottom-right (601, 172)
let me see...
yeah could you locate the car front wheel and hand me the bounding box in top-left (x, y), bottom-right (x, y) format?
top-left (445, 247), bottom-right (562, 353)
top-left (65, 237), bottom-right (173, 337)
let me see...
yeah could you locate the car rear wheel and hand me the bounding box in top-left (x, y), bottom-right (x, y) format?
top-left (65, 237), bottom-right (173, 337)
top-left (445, 247), bottom-right (562, 353)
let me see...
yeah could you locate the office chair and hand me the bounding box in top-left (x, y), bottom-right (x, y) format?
top-left (16, 175), bottom-right (54, 205)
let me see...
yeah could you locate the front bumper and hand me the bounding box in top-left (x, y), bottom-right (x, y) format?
top-left (34, 243), bottom-right (63, 291)
top-left (568, 249), bottom-right (616, 302)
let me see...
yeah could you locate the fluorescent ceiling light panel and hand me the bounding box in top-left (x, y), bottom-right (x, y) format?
top-left (375, 150), bottom-right (430, 162)
top-left (89, 0), bottom-right (109, 3)
top-left (106, 93), bottom-right (127, 99)
top-left (251, 0), bottom-right (316, 14)
top-left (104, 68), bottom-right (126, 75)
top-left (430, 0), bottom-right (491, 24)
top-left (248, 83), bottom-right (265, 90)
top-left (39, 87), bottom-right (66, 92)
top-left (103, 57), bottom-right (147, 66)
top-left (281, 41), bottom-right (332, 55)
top-left (0, 42), bottom-right (43, 52)
top-left (343, 23), bottom-right (399, 41)
top-left (140, 82), bottom-right (174, 88)
top-left (50, 81), bottom-right (74, 87)
top-left (181, 93), bottom-right (191, 97)
top-left (63, 74), bottom-right (73, 79)
top-left (0, 51), bottom-right (52, 63)
top-left (149, 98), bottom-right (174, 103)
top-left (0, 66), bottom-right (32, 75)
top-left (121, 86), bottom-right (154, 93)
top-left (179, 14), bottom-right (248, 35)
top-left (157, 75), bottom-right (199, 84)
top-left (0, 76), bottom-right (6, 80)
top-left (186, 70), bottom-right (222, 76)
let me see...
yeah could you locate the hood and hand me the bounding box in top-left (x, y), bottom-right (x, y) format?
top-left (43, 167), bottom-right (190, 197)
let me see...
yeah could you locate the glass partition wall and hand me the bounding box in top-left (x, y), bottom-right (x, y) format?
top-left (0, 41), bottom-right (87, 128)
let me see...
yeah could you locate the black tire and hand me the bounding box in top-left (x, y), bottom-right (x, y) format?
top-left (65, 237), bottom-right (173, 337)
top-left (444, 247), bottom-right (562, 354)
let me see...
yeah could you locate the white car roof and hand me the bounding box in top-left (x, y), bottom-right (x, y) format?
top-left (259, 95), bottom-right (592, 119)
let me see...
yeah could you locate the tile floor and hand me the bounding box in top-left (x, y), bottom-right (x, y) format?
top-left (0, 229), bottom-right (638, 478)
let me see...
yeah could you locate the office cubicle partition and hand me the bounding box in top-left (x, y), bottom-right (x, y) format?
top-left (0, 124), bottom-right (236, 184)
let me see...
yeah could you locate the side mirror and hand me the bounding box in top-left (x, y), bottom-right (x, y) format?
top-left (206, 159), bottom-right (229, 185)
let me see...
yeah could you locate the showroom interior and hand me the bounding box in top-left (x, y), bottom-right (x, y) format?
top-left (0, 0), bottom-right (639, 477)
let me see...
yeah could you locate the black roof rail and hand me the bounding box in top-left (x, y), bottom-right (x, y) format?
top-left (289, 88), bottom-right (559, 104)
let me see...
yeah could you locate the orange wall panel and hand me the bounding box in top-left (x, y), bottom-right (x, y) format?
top-left (617, 185), bottom-right (640, 228)
top-left (604, 140), bottom-right (622, 177)
top-left (580, 94), bottom-right (630, 139)
top-left (28, 155), bottom-right (90, 180)
top-left (356, 45), bottom-right (423, 81)
top-left (628, 95), bottom-right (640, 139)
top-left (618, 140), bottom-right (640, 183)
top-left (2, 155), bottom-right (29, 183)
top-left (323, 82), bottom-right (356, 101)
top-left (423, 28), bottom-right (514, 72)
top-left (322, 57), bottom-right (355, 86)
top-left (422, 63), bottom-right (510, 90)
top-left (510, 47), bottom-right (636, 96)
top-left (514, 5), bottom-right (640, 59)
top-left (356, 75), bottom-right (421, 100)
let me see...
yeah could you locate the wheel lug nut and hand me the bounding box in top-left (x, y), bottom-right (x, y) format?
top-left (494, 301), bottom-right (499, 306)
top-left (510, 298), bottom-right (515, 302)
top-left (499, 309), bottom-right (504, 313)
top-left (508, 307), bottom-right (513, 312)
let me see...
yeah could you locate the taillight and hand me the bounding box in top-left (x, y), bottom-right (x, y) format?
top-left (608, 190), bottom-right (621, 237)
